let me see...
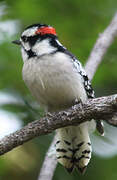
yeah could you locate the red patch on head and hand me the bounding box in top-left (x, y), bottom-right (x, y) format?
top-left (35, 26), bottom-right (56, 36)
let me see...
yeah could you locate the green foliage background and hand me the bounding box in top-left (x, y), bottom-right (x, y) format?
top-left (0, 0), bottom-right (117, 179)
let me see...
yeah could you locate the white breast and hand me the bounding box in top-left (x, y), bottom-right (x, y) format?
top-left (22, 52), bottom-right (87, 111)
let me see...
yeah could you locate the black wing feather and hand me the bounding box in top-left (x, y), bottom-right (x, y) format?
top-left (64, 49), bottom-right (95, 99)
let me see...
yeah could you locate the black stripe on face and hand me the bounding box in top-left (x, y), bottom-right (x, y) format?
top-left (28, 35), bottom-right (40, 46)
top-left (27, 49), bottom-right (36, 58)
top-left (22, 34), bottom-right (57, 47)
top-left (21, 34), bottom-right (41, 47)
top-left (22, 44), bottom-right (36, 59)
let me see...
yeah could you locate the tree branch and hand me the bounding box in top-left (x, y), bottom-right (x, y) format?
top-left (0, 94), bottom-right (117, 156)
top-left (38, 12), bottom-right (117, 180)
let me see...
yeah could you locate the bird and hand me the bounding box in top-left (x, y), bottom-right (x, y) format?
top-left (12, 23), bottom-right (104, 174)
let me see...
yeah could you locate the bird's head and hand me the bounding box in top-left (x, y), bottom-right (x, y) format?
top-left (12, 23), bottom-right (63, 61)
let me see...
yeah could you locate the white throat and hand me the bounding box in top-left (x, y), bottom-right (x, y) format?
top-left (21, 48), bottom-right (28, 62)
top-left (32, 39), bottom-right (57, 57)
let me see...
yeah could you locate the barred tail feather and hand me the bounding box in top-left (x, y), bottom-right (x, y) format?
top-left (56, 127), bottom-right (74, 173)
top-left (55, 122), bottom-right (93, 173)
top-left (74, 122), bottom-right (92, 172)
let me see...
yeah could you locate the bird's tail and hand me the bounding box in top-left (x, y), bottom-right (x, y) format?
top-left (55, 121), bottom-right (93, 173)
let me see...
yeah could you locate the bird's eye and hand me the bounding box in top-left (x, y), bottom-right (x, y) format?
top-left (21, 36), bottom-right (28, 42)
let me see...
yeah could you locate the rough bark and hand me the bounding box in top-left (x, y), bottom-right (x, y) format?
top-left (0, 94), bottom-right (117, 156)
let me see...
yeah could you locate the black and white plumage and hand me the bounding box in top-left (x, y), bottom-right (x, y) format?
top-left (13, 23), bottom-right (103, 173)
top-left (63, 50), bottom-right (95, 99)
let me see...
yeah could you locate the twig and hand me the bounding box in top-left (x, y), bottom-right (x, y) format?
top-left (85, 12), bottom-right (117, 80)
top-left (38, 12), bottom-right (117, 180)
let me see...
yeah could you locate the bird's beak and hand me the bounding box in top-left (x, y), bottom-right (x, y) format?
top-left (12, 40), bottom-right (21, 45)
